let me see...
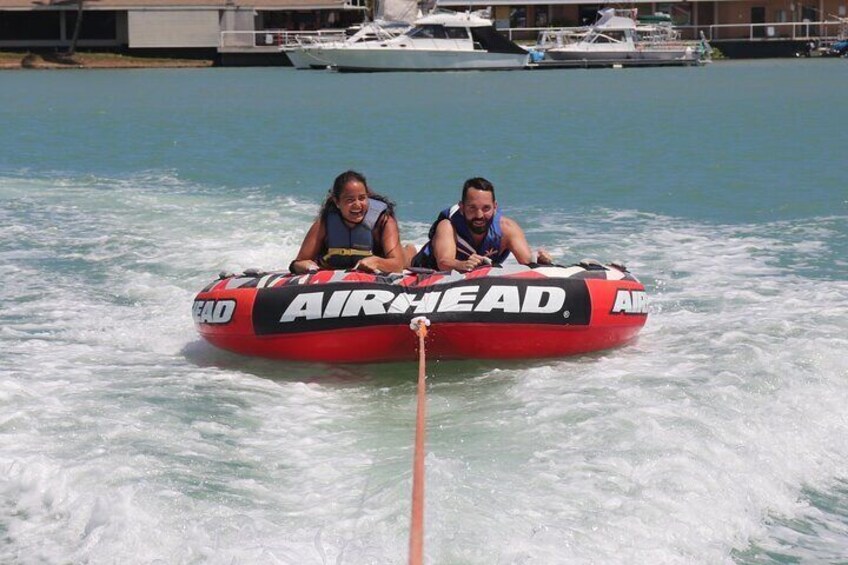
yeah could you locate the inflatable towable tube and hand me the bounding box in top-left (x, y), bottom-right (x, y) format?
top-left (193, 262), bottom-right (648, 363)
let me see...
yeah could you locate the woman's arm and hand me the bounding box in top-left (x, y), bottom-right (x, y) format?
top-left (290, 219), bottom-right (324, 274)
top-left (356, 216), bottom-right (405, 273)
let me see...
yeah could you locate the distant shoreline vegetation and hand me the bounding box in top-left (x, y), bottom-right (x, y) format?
top-left (0, 50), bottom-right (215, 70)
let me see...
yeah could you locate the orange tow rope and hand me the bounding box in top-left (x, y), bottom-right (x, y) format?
top-left (409, 316), bottom-right (430, 565)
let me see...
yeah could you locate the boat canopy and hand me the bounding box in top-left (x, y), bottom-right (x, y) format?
top-left (470, 26), bottom-right (529, 54)
top-left (593, 8), bottom-right (638, 30)
top-left (375, 0), bottom-right (420, 25)
top-left (414, 10), bottom-right (496, 28)
top-left (400, 10), bottom-right (527, 54)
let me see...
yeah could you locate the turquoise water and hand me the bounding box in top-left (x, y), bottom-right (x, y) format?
top-left (1, 60), bottom-right (847, 563)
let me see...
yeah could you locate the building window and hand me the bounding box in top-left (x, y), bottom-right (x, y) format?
top-left (66, 11), bottom-right (117, 40)
top-left (510, 7), bottom-right (526, 28)
top-left (0, 12), bottom-right (60, 40)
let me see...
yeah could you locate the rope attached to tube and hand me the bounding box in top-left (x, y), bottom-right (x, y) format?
top-left (408, 316), bottom-right (430, 565)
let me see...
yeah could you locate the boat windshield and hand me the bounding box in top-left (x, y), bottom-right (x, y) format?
top-left (588, 30), bottom-right (627, 43)
top-left (445, 27), bottom-right (470, 40)
top-left (406, 25), bottom-right (449, 39)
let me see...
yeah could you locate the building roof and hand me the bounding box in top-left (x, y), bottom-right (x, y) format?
top-left (0, 0), bottom-right (359, 9)
top-left (435, 0), bottom-right (720, 4)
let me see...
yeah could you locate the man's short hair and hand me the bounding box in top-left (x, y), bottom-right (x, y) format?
top-left (462, 177), bottom-right (496, 203)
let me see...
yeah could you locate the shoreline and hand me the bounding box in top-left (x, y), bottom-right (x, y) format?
top-left (0, 51), bottom-right (215, 70)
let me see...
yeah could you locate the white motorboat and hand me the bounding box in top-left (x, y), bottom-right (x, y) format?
top-left (283, 0), bottom-right (418, 69)
top-left (538, 9), bottom-right (710, 66)
top-left (283, 22), bottom-right (408, 69)
top-left (315, 10), bottom-right (530, 72)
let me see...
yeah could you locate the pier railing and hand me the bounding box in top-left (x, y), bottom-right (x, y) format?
top-left (502, 19), bottom-right (845, 45)
top-left (679, 20), bottom-right (845, 43)
top-left (219, 29), bottom-right (346, 52)
top-left (220, 18), bottom-right (845, 54)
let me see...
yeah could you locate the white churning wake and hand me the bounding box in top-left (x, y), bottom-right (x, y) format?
top-left (2, 174), bottom-right (847, 563)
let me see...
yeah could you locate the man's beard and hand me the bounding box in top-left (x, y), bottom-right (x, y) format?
top-left (468, 219), bottom-right (490, 235)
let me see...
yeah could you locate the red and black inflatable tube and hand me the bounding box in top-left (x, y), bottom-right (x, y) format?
top-left (193, 265), bottom-right (648, 362)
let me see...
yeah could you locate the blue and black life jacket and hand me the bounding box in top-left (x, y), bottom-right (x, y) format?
top-left (320, 198), bottom-right (390, 270)
top-left (411, 204), bottom-right (510, 270)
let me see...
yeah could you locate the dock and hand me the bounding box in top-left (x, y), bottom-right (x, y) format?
top-left (526, 58), bottom-right (706, 70)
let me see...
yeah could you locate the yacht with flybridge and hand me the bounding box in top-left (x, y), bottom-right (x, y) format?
top-left (310, 10), bottom-right (530, 72)
top-left (533, 9), bottom-right (712, 67)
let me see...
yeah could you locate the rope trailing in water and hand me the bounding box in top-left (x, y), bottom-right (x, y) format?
top-left (408, 316), bottom-right (430, 565)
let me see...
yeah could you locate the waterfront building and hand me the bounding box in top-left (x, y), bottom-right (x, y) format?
top-left (0, 0), bottom-right (367, 63)
top-left (435, 0), bottom-right (847, 57)
top-left (0, 0), bottom-right (845, 60)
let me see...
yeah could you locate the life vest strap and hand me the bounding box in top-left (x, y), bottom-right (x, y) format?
top-left (323, 247), bottom-right (373, 259)
top-left (454, 235), bottom-right (477, 257)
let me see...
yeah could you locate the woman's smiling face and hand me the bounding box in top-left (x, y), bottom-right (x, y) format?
top-left (334, 180), bottom-right (369, 225)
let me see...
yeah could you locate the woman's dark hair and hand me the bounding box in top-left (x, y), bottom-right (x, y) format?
top-left (320, 170), bottom-right (394, 218)
top-left (461, 177), bottom-right (496, 202)
top-left (332, 170), bottom-right (368, 200)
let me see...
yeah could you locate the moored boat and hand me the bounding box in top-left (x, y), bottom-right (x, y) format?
top-left (315, 10), bottom-right (530, 72)
top-left (282, 21), bottom-right (410, 69)
top-left (193, 262), bottom-right (648, 363)
top-left (535, 8), bottom-right (711, 67)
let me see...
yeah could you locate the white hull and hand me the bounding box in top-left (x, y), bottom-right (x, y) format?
top-left (283, 48), bottom-right (316, 69)
top-left (319, 47), bottom-right (527, 71)
top-left (283, 46), bottom-right (339, 69)
top-left (281, 22), bottom-right (411, 69)
top-left (545, 45), bottom-right (697, 62)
